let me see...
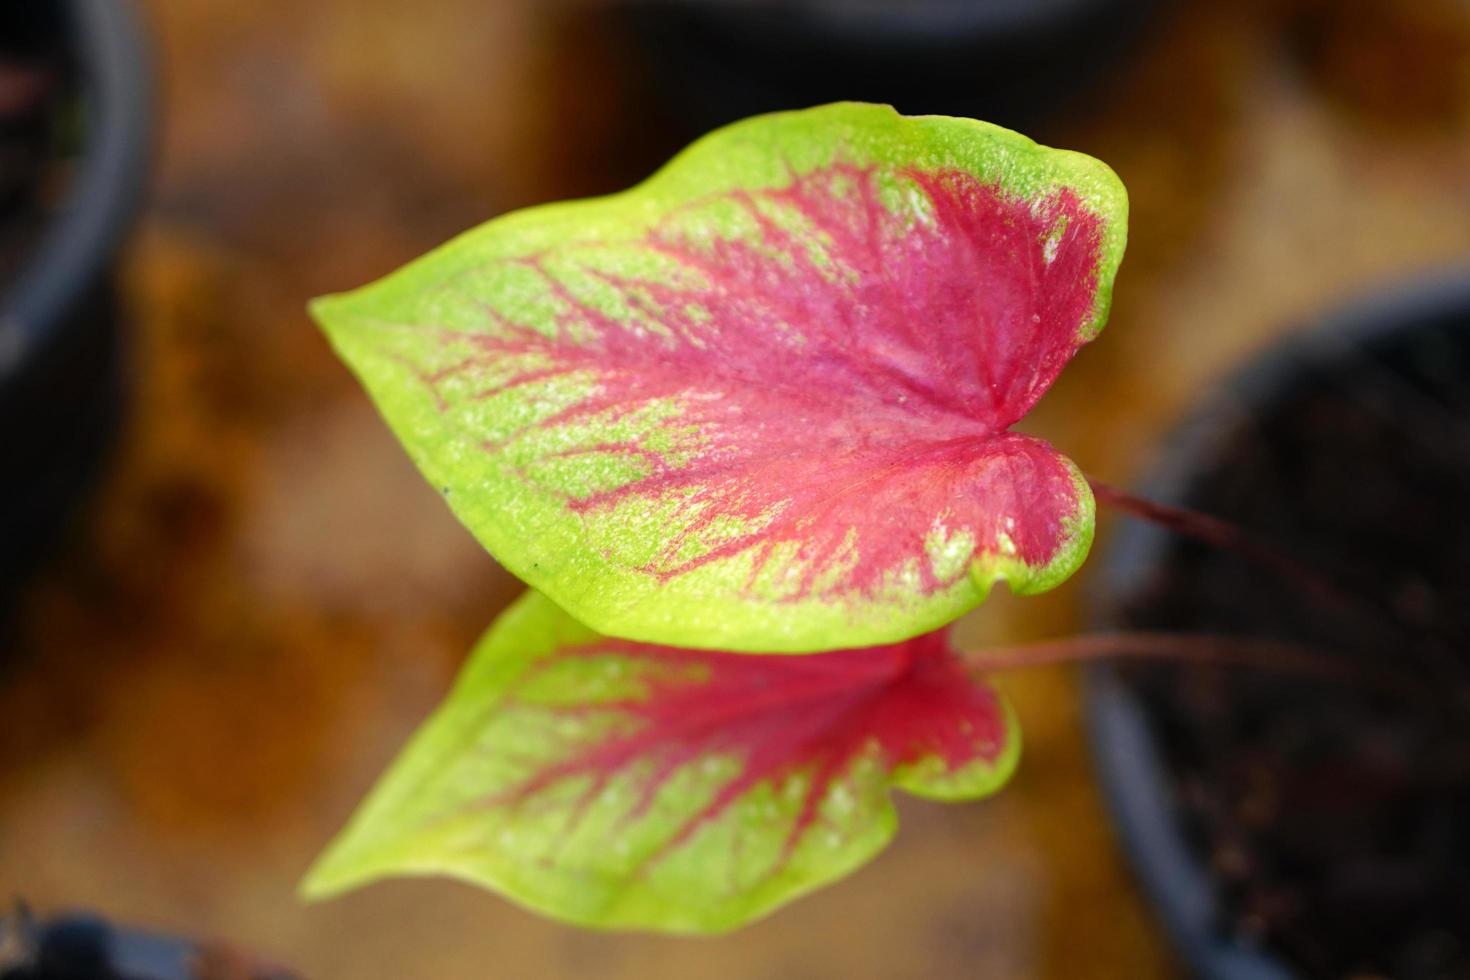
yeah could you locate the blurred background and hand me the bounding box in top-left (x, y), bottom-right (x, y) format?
top-left (3, 0), bottom-right (1470, 977)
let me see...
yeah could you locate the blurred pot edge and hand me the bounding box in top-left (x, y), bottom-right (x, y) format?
top-left (2, 905), bottom-right (301, 980)
top-left (1, 0), bottom-right (152, 364)
top-left (0, 0), bottom-right (152, 604)
top-left (615, 0), bottom-right (1165, 137)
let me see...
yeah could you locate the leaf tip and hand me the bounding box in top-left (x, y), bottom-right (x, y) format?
top-left (296, 863), bottom-right (346, 905)
top-left (297, 836), bottom-right (378, 905)
top-left (306, 291), bottom-right (355, 336)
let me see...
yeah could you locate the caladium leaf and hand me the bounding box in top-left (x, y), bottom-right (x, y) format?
top-left (312, 102), bottom-right (1128, 652)
top-left (301, 590), bottom-right (1019, 933)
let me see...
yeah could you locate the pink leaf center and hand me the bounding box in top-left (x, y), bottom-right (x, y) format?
top-left (422, 163), bottom-right (1103, 599)
top-left (492, 630), bottom-right (1007, 878)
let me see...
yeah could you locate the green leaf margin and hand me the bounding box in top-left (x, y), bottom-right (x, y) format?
top-left (300, 590), bottom-right (1022, 933)
top-left (310, 103), bottom-right (1127, 652)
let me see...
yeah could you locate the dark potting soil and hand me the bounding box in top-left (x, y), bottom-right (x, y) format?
top-left (0, 8), bottom-right (73, 294)
top-left (1115, 319), bottom-right (1470, 979)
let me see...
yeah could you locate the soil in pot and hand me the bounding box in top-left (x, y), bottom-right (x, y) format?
top-left (1111, 316), bottom-right (1470, 979)
top-left (0, 6), bottom-right (70, 289)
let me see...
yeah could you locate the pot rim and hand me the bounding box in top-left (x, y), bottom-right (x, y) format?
top-left (636, 0), bottom-right (1156, 52)
top-left (1083, 267), bottom-right (1470, 980)
top-left (0, 0), bottom-right (152, 385)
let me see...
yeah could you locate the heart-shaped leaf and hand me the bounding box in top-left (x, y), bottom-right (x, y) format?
top-left (312, 103), bottom-right (1127, 651)
top-left (301, 590), bottom-right (1019, 933)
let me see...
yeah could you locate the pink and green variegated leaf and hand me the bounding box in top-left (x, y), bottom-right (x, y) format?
top-left (300, 590), bottom-right (1020, 933)
top-left (311, 102), bottom-right (1128, 652)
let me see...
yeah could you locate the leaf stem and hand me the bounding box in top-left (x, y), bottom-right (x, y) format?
top-left (959, 631), bottom-right (1428, 702)
top-left (1087, 478), bottom-right (1357, 614)
top-left (1086, 477), bottom-right (1470, 691)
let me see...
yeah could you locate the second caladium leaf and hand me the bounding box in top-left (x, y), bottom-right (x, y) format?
top-left (313, 102), bottom-right (1128, 652)
top-left (301, 590), bottom-right (1018, 932)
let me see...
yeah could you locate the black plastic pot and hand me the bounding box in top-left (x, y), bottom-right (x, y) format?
top-left (0, 911), bottom-right (192, 980)
top-left (618, 0), bottom-right (1161, 136)
top-left (1087, 272), bottom-right (1470, 979)
top-left (0, 905), bottom-right (300, 980)
top-left (0, 1), bottom-right (151, 610)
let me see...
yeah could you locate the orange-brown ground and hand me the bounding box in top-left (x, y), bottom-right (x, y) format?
top-left (5, 1), bottom-right (1470, 976)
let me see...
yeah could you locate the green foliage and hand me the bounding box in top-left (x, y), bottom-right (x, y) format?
top-left (302, 591), bottom-right (1019, 932)
top-left (311, 103), bottom-right (1127, 653)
